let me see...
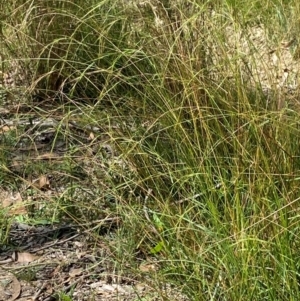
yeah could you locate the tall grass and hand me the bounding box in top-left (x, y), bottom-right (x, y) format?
top-left (1, 0), bottom-right (300, 300)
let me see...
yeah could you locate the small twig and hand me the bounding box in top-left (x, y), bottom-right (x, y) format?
top-left (0, 258), bottom-right (13, 264)
top-left (63, 275), bottom-right (87, 293)
top-left (32, 282), bottom-right (47, 301)
top-left (79, 217), bottom-right (120, 228)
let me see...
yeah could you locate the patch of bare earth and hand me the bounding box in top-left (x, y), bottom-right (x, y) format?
top-left (0, 219), bottom-right (188, 301)
top-left (213, 21), bottom-right (300, 109)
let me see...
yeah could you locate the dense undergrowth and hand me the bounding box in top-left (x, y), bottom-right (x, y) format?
top-left (1, 0), bottom-right (300, 300)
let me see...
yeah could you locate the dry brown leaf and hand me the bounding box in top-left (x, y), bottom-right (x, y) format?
top-left (139, 262), bottom-right (158, 272)
top-left (2, 193), bottom-right (27, 216)
top-left (0, 108), bottom-right (10, 114)
top-left (9, 201), bottom-right (27, 216)
top-left (2, 192), bottom-right (21, 208)
top-left (39, 175), bottom-right (50, 189)
top-left (10, 159), bottom-right (22, 170)
top-left (0, 273), bottom-right (21, 301)
top-left (69, 268), bottom-right (83, 278)
top-left (51, 265), bottom-right (61, 277)
top-left (2, 197), bottom-right (13, 208)
top-left (89, 132), bottom-right (95, 140)
top-left (0, 125), bottom-right (16, 133)
top-left (74, 241), bottom-right (84, 248)
top-left (13, 251), bottom-right (39, 263)
top-left (31, 175), bottom-right (50, 190)
top-left (75, 250), bottom-right (87, 259)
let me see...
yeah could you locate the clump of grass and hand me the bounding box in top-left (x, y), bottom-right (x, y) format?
top-left (1, 0), bottom-right (300, 300)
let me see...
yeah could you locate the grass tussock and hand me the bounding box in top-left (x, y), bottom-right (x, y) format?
top-left (1, 0), bottom-right (300, 300)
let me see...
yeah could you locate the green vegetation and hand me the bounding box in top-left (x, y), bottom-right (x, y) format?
top-left (1, 0), bottom-right (300, 300)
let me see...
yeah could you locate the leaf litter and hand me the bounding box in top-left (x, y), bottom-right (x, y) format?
top-left (0, 221), bottom-right (188, 301)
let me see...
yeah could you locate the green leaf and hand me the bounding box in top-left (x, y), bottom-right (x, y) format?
top-left (152, 212), bottom-right (164, 232)
top-left (150, 241), bottom-right (164, 254)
